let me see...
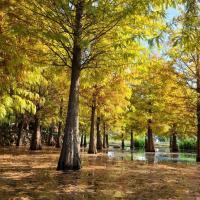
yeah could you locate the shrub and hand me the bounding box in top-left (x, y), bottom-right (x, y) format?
top-left (134, 138), bottom-right (145, 149)
top-left (179, 138), bottom-right (196, 151)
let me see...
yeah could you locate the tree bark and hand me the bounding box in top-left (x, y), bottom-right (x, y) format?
top-left (197, 68), bottom-right (200, 161)
top-left (130, 129), bottom-right (134, 150)
top-left (30, 115), bottom-right (42, 150)
top-left (57, 67), bottom-right (81, 170)
top-left (96, 117), bottom-right (103, 151)
top-left (169, 135), bottom-right (173, 150)
top-left (103, 122), bottom-right (107, 148)
top-left (197, 107), bottom-right (200, 161)
top-left (47, 127), bottom-right (54, 146)
top-left (145, 119), bottom-right (155, 152)
top-left (121, 133), bottom-right (125, 150)
top-left (57, 0), bottom-right (83, 171)
top-left (57, 66), bottom-right (81, 170)
top-left (145, 136), bottom-right (147, 150)
top-left (106, 134), bottom-right (109, 148)
top-left (171, 133), bottom-right (179, 152)
top-left (84, 133), bottom-right (87, 147)
top-left (80, 133), bottom-right (84, 147)
top-left (16, 115), bottom-right (24, 147)
top-left (56, 122), bottom-right (62, 148)
top-left (88, 96), bottom-right (97, 154)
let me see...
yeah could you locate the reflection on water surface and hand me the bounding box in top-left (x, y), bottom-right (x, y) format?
top-left (106, 146), bottom-right (196, 164)
top-left (0, 147), bottom-right (199, 200)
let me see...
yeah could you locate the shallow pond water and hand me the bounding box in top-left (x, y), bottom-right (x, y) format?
top-left (0, 146), bottom-right (200, 200)
top-left (106, 146), bottom-right (196, 164)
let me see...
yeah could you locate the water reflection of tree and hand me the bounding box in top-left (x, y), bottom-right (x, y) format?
top-left (145, 153), bottom-right (155, 164)
top-left (170, 153), bottom-right (179, 163)
top-left (131, 152), bottom-right (133, 161)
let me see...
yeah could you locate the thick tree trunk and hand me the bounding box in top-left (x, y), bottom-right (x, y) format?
top-left (30, 115), bottom-right (42, 150)
top-left (84, 133), bottom-right (87, 147)
top-left (171, 133), bottom-right (179, 152)
top-left (130, 129), bottom-right (134, 150)
top-left (88, 97), bottom-right (97, 154)
top-left (96, 117), bottom-right (103, 151)
top-left (145, 119), bottom-right (155, 152)
top-left (197, 70), bottom-right (200, 161)
top-left (80, 133), bottom-right (84, 147)
top-left (103, 122), bottom-right (107, 148)
top-left (57, 67), bottom-right (81, 170)
top-left (57, 66), bottom-right (81, 170)
top-left (57, 0), bottom-right (83, 171)
top-left (121, 133), bottom-right (125, 150)
top-left (16, 116), bottom-right (24, 147)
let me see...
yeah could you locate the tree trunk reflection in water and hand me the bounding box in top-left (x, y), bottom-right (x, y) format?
top-left (145, 153), bottom-right (155, 164)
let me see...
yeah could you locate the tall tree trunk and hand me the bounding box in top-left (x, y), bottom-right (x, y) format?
top-left (171, 132), bottom-right (178, 152)
top-left (169, 135), bottom-right (173, 150)
top-left (88, 96), bottom-right (97, 154)
top-left (57, 66), bottom-right (81, 170)
top-left (84, 133), bottom-right (87, 147)
top-left (145, 135), bottom-right (148, 150)
top-left (56, 101), bottom-right (63, 148)
top-left (130, 129), bottom-right (134, 150)
top-left (103, 122), bottom-right (107, 148)
top-left (121, 133), bottom-right (125, 150)
top-left (47, 127), bottom-right (54, 146)
top-left (57, 0), bottom-right (83, 171)
top-left (16, 115), bottom-right (24, 147)
top-left (145, 119), bottom-right (155, 152)
top-left (106, 134), bottom-right (109, 148)
top-left (30, 115), bottom-right (42, 150)
top-left (197, 69), bottom-right (200, 161)
top-left (24, 121), bottom-right (29, 145)
top-left (197, 107), bottom-right (200, 161)
top-left (96, 117), bottom-right (103, 151)
top-left (80, 133), bottom-right (84, 147)
top-left (56, 121), bottom-right (62, 148)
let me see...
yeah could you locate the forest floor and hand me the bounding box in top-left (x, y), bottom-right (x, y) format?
top-left (0, 147), bottom-right (200, 200)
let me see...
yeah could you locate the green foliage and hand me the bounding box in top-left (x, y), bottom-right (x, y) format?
top-left (179, 137), bottom-right (196, 151)
top-left (134, 137), bottom-right (145, 149)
